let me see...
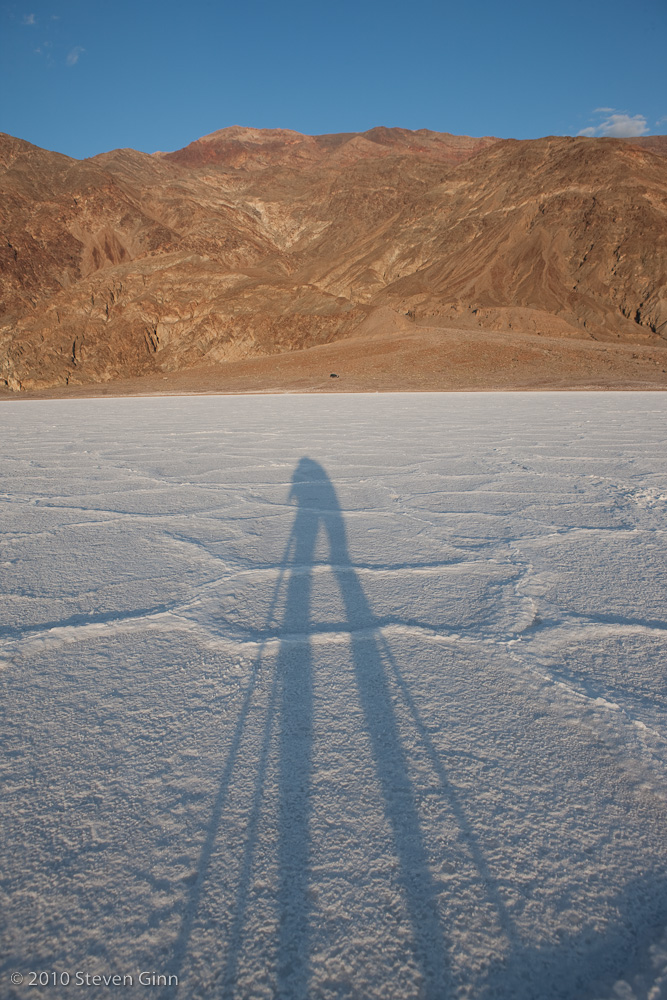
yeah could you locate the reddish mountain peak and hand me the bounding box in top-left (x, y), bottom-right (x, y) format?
top-left (161, 126), bottom-right (322, 168)
top-left (161, 125), bottom-right (500, 171)
top-left (198, 125), bottom-right (308, 145)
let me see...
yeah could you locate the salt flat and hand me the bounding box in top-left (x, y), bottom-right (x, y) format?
top-left (1, 392), bottom-right (666, 1000)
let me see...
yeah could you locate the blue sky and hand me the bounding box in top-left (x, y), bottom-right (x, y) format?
top-left (1, 0), bottom-right (665, 159)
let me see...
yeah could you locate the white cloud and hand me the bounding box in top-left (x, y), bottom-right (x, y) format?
top-left (66, 45), bottom-right (84, 66)
top-left (22, 13), bottom-right (36, 25)
top-left (578, 109), bottom-right (650, 138)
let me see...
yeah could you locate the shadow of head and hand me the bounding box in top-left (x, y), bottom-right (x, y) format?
top-left (289, 457), bottom-right (341, 512)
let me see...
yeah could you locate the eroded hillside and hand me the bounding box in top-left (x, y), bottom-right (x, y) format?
top-left (1, 126), bottom-right (665, 391)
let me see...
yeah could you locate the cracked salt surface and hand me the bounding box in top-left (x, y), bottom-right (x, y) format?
top-left (1, 391), bottom-right (666, 1000)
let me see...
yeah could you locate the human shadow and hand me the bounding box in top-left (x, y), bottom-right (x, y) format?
top-left (269, 457), bottom-right (450, 998)
top-left (219, 457), bottom-right (452, 997)
top-left (165, 457), bottom-right (499, 998)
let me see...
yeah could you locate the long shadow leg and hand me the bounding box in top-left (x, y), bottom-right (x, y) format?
top-left (276, 640), bottom-right (313, 999)
top-left (346, 623), bottom-right (451, 999)
top-left (219, 666), bottom-right (280, 998)
top-left (378, 633), bottom-right (516, 947)
top-left (275, 510), bottom-right (317, 999)
top-left (326, 507), bottom-right (451, 997)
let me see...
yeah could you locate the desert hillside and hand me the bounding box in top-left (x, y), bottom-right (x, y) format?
top-left (1, 126), bottom-right (666, 392)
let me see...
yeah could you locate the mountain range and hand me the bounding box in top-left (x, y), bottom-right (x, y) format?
top-left (1, 126), bottom-right (666, 393)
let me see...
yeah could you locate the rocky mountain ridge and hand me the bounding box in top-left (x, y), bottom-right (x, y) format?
top-left (1, 126), bottom-right (666, 391)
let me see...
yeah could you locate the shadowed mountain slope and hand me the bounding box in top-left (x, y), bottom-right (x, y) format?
top-left (1, 127), bottom-right (665, 391)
